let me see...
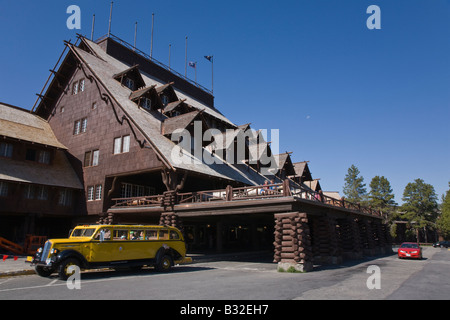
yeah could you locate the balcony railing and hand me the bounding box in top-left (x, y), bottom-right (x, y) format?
top-left (111, 180), bottom-right (383, 218)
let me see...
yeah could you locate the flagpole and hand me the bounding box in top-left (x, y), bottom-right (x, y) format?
top-left (205, 56), bottom-right (214, 94)
top-left (185, 36), bottom-right (188, 79)
top-left (108, 1), bottom-right (113, 37)
top-left (150, 13), bottom-right (154, 59)
top-left (168, 44), bottom-right (171, 71)
top-left (133, 22), bottom-right (137, 51)
top-left (91, 14), bottom-right (95, 41)
top-left (211, 56), bottom-right (214, 94)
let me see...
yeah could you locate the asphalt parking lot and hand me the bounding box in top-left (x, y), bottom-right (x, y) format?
top-left (0, 247), bottom-right (448, 300)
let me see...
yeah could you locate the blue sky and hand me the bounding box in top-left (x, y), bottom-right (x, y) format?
top-left (0, 0), bottom-right (449, 203)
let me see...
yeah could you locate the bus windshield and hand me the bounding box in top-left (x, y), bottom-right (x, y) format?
top-left (71, 228), bottom-right (96, 238)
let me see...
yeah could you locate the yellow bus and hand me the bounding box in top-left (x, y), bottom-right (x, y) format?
top-left (28, 224), bottom-right (190, 280)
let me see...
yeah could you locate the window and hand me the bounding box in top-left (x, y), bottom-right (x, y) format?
top-left (74, 117), bottom-right (87, 135)
top-left (72, 82), bottom-right (79, 95)
top-left (170, 230), bottom-right (180, 240)
top-left (81, 118), bottom-right (87, 133)
top-left (58, 189), bottom-right (73, 206)
top-left (25, 184), bottom-right (43, 200)
top-left (79, 79), bottom-right (85, 92)
top-left (159, 230), bottom-right (169, 240)
top-left (130, 230), bottom-right (144, 240)
top-left (83, 150), bottom-right (100, 167)
top-left (84, 151), bottom-right (92, 167)
top-left (92, 102), bottom-right (97, 110)
top-left (95, 184), bottom-right (102, 200)
top-left (146, 229), bottom-right (158, 240)
top-left (87, 186), bottom-right (94, 201)
top-left (113, 135), bottom-right (131, 154)
top-left (0, 143), bottom-right (13, 158)
top-left (120, 183), bottom-right (155, 198)
top-left (60, 106), bottom-right (65, 113)
top-left (122, 135), bottom-right (130, 153)
top-left (141, 97), bottom-right (151, 110)
top-left (38, 150), bottom-right (50, 164)
top-left (72, 79), bottom-right (86, 95)
top-left (0, 181), bottom-right (8, 197)
top-left (125, 78), bottom-right (135, 90)
top-left (94, 228), bottom-right (111, 241)
top-left (73, 120), bottom-right (81, 135)
top-left (36, 186), bottom-right (48, 200)
top-left (92, 150), bottom-right (99, 166)
top-left (161, 95), bottom-right (169, 106)
top-left (113, 229), bottom-right (128, 240)
top-left (113, 137), bottom-right (122, 154)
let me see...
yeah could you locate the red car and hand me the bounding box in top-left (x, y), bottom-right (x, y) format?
top-left (398, 242), bottom-right (423, 260)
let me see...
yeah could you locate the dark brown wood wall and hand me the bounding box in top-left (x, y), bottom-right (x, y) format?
top-left (47, 66), bottom-right (164, 216)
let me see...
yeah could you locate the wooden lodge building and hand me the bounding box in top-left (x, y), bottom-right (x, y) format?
top-left (1, 34), bottom-right (392, 270)
top-left (0, 102), bottom-right (83, 242)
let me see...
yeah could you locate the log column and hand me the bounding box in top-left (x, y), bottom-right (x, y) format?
top-left (310, 216), bottom-right (342, 264)
top-left (358, 218), bottom-right (376, 256)
top-left (159, 212), bottom-right (183, 234)
top-left (273, 212), bottom-right (313, 272)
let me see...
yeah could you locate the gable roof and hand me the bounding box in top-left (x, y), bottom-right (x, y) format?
top-left (129, 85), bottom-right (156, 101)
top-left (292, 161), bottom-right (313, 181)
top-left (162, 110), bottom-right (202, 136)
top-left (0, 102), bottom-right (66, 149)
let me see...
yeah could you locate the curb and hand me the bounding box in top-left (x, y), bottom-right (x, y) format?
top-left (0, 269), bottom-right (35, 278)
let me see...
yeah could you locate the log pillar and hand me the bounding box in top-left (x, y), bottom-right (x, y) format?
top-left (310, 216), bottom-right (342, 265)
top-left (159, 212), bottom-right (183, 234)
top-left (358, 218), bottom-right (376, 256)
top-left (273, 212), bottom-right (313, 272)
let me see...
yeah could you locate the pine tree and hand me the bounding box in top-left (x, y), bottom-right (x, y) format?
top-left (401, 178), bottom-right (438, 242)
top-left (343, 164), bottom-right (367, 203)
top-left (368, 175), bottom-right (397, 215)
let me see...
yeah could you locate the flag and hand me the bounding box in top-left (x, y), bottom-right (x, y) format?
top-left (188, 61), bottom-right (196, 68)
top-left (204, 55), bottom-right (213, 62)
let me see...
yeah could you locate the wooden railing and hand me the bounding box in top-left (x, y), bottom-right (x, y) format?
top-left (110, 180), bottom-right (382, 218)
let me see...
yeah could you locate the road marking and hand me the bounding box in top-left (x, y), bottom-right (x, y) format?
top-left (46, 279), bottom-right (58, 286)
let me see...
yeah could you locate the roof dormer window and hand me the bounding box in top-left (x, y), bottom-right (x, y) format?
top-left (141, 97), bottom-right (151, 110)
top-left (161, 95), bottom-right (169, 106)
top-left (125, 78), bottom-right (135, 90)
top-left (113, 65), bottom-right (146, 91)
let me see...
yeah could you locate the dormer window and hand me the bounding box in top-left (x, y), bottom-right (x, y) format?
top-left (141, 97), bottom-right (151, 110)
top-left (113, 65), bottom-right (146, 91)
top-left (161, 95), bottom-right (169, 106)
top-left (125, 78), bottom-right (135, 90)
top-left (129, 85), bottom-right (163, 111)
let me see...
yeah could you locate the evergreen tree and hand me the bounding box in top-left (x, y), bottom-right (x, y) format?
top-left (343, 164), bottom-right (367, 203)
top-left (437, 182), bottom-right (450, 239)
top-left (368, 175), bottom-right (397, 215)
top-left (401, 178), bottom-right (438, 242)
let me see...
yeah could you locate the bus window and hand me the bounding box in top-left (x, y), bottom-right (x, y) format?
top-left (146, 229), bottom-right (158, 240)
top-left (170, 230), bottom-right (180, 240)
top-left (159, 229), bottom-right (169, 240)
top-left (94, 228), bottom-right (111, 241)
top-left (130, 230), bottom-right (144, 240)
top-left (113, 229), bottom-right (128, 240)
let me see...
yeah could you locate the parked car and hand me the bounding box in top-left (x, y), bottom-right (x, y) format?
top-left (432, 241), bottom-right (450, 248)
top-left (398, 242), bottom-right (423, 260)
top-left (27, 224), bottom-right (191, 280)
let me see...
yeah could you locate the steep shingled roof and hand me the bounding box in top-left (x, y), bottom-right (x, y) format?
top-left (0, 102), bottom-right (66, 149)
top-left (67, 37), bottom-right (269, 186)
